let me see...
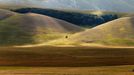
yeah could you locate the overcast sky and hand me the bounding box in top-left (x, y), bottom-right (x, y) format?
top-left (0, 0), bottom-right (134, 12)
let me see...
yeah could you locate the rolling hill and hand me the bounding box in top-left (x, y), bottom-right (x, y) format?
top-left (70, 17), bottom-right (134, 46)
top-left (0, 9), bottom-right (83, 45)
top-left (13, 8), bottom-right (120, 27)
top-left (0, 9), bottom-right (16, 20)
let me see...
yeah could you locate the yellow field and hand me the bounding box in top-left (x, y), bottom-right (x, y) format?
top-left (0, 65), bottom-right (134, 75)
top-left (0, 46), bottom-right (134, 66)
top-left (0, 46), bottom-right (134, 75)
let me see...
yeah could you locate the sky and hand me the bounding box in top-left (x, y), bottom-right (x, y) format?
top-left (0, 0), bottom-right (134, 12)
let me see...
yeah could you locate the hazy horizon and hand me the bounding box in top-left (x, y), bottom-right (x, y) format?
top-left (0, 0), bottom-right (134, 12)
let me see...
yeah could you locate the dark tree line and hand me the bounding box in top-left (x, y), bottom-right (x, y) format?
top-left (13, 8), bottom-right (119, 27)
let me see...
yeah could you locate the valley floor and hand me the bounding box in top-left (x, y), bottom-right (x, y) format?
top-left (0, 46), bottom-right (134, 66)
top-left (0, 65), bottom-right (134, 75)
top-left (0, 46), bottom-right (134, 75)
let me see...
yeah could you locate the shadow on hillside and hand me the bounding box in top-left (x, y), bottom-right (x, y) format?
top-left (0, 16), bottom-right (36, 45)
top-left (130, 17), bottom-right (134, 28)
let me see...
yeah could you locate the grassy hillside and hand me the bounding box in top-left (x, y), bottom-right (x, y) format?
top-left (0, 9), bottom-right (83, 45)
top-left (70, 17), bottom-right (134, 46)
top-left (0, 9), bottom-right (16, 20)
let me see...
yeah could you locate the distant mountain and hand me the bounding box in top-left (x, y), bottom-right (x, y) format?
top-left (70, 17), bottom-right (134, 46)
top-left (0, 9), bottom-right (83, 45)
top-left (0, 0), bottom-right (134, 12)
top-left (13, 8), bottom-right (119, 27)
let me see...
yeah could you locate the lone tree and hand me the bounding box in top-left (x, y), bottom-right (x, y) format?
top-left (65, 35), bottom-right (68, 39)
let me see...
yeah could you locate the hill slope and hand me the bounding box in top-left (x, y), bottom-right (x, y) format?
top-left (0, 9), bottom-right (83, 45)
top-left (13, 8), bottom-right (120, 27)
top-left (0, 9), bottom-right (16, 20)
top-left (70, 17), bottom-right (134, 46)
